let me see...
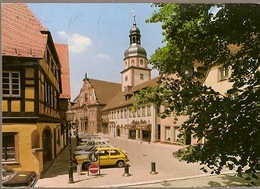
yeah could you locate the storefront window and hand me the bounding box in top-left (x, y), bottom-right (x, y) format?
top-left (129, 130), bottom-right (136, 138)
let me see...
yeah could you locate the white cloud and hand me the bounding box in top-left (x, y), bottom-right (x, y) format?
top-left (97, 53), bottom-right (110, 59)
top-left (57, 31), bottom-right (92, 54)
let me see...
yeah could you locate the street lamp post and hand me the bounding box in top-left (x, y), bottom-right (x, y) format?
top-left (66, 108), bottom-right (75, 184)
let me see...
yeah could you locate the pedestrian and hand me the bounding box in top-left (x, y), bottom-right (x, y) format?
top-left (148, 129), bottom-right (151, 144)
top-left (76, 134), bottom-right (80, 146)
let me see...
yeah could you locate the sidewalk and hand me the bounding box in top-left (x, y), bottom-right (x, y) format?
top-left (35, 135), bottom-right (260, 188)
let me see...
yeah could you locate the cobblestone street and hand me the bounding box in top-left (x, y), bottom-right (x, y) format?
top-left (35, 134), bottom-right (257, 187)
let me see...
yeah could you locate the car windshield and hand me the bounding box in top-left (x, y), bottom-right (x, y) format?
top-left (88, 146), bottom-right (96, 151)
top-left (2, 164), bottom-right (17, 182)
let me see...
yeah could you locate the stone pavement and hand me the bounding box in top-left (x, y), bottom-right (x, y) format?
top-left (35, 134), bottom-right (259, 188)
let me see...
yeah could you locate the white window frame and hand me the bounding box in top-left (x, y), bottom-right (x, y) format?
top-left (2, 71), bottom-right (21, 97)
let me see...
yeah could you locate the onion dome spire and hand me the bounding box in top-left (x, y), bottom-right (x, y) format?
top-left (124, 14), bottom-right (147, 58)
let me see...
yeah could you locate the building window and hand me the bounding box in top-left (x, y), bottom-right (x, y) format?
top-left (165, 127), bottom-right (171, 142)
top-left (140, 74), bottom-right (144, 80)
top-left (142, 107), bottom-right (146, 117)
top-left (147, 106), bottom-right (151, 116)
top-left (174, 127), bottom-right (181, 142)
top-left (218, 67), bottom-right (229, 81)
top-left (2, 72), bottom-right (20, 97)
top-left (129, 110), bottom-right (132, 118)
top-left (2, 133), bottom-right (18, 163)
top-left (121, 111), bottom-right (123, 119)
top-left (137, 108), bottom-right (141, 117)
top-left (124, 110), bottom-right (127, 118)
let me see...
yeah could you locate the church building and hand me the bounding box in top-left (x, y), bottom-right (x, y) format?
top-left (101, 15), bottom-right (161, 143)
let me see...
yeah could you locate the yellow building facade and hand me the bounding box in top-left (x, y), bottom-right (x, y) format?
top-left (2, 3), bottom-right (70, 178)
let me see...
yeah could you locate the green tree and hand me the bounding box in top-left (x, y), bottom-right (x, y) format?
top-left (135, 3), bottom-right (260, 185)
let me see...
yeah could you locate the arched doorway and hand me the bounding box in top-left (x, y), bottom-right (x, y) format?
top-left (42, 127), bottom-right (52, 165)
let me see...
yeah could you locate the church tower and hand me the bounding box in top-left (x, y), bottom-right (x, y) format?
top-left (121, 14), bottom-right (151, 91)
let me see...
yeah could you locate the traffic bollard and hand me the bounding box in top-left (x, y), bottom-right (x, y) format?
top-left (77, 164), bottom-right (82, 175)
top-left (122, 163), bottom-right (131, 177)
top-left (150, 162), bottom-right (158, 175)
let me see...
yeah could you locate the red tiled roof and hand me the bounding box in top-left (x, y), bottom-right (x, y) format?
top-left (102, 76), bottom-right (160, 111)
top-left (55, 43), bottom-right (71, 99)
top-left (2, 3), bottom-right (48, 58)
top-left (87, 79), bottom-right (121, 105)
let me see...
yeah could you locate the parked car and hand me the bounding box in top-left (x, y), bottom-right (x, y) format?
top-left (75, 147), bottom-right (129, 170)
top-left (2, 164), bottom-right (38, 187)
top-left (76, 140), bottom-right (106, 151)
top-left (78, 132), bottom-right (95, 139)
top-left (74, 144), bottom-right (114, 157)
top-left (89, 136), bottom-right (110, 144)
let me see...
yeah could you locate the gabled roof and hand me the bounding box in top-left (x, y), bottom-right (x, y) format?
top-left (2, 3), bottom-right (48, 58)
top-left (102, 76), bottom-right (160, 111)
top-left (87, 79), bottom-right (121, 105)
top-left (55, 44), bottom-right (71, 99)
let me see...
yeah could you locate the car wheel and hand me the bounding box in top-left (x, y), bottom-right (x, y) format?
top-left (82, 162), bottom-right (90, 170)
top-left (116, 160), bottom-right (125, 168)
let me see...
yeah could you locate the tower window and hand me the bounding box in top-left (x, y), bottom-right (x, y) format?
top-left (140, 74), bottom-right (144, 80)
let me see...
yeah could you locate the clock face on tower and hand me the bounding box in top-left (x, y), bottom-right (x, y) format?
top-left (140, 59), bottom-right (143, 65)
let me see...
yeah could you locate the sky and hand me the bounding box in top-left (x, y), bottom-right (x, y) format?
top-left (26, 3), bottom-right (164, 100)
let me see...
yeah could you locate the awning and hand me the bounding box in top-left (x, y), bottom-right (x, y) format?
top-left (124, 124), bottom-right (136, 130)
top-left (136, 124), bottom-right (151, 130)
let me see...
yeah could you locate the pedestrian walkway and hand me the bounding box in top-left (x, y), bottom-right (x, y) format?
top-left (35, 135), bottom-right (260, 187)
